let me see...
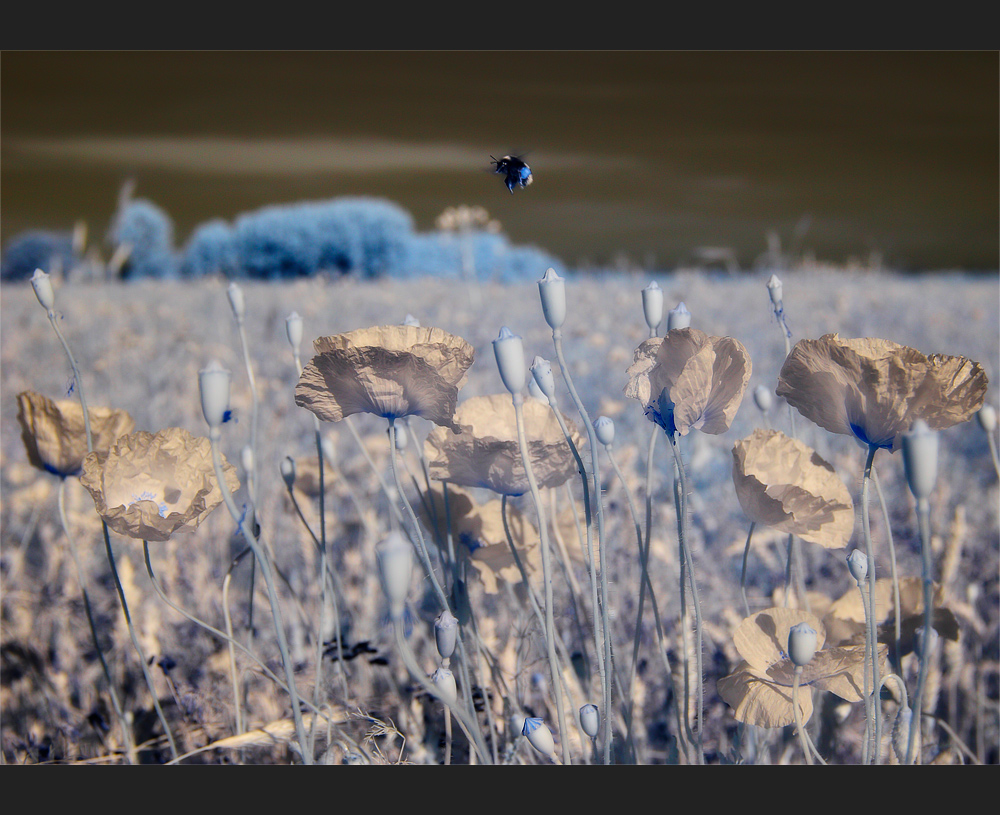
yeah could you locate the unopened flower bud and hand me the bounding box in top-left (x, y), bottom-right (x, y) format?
top-left (976, 404), bottom-right (996, 433)
top-left (280, 456), bottom-right (296, 489)
top-left (240, 445), bottom-right (254, 474)
top-left (431, 667), bottom-right (458, 706)
top-left (847, 549), bottom-right (868, 583)
top-left (529, 356), bottom-right (556, 401)
top-left (594, 416), bottom-right (615, 446)
top-left (30, 269), bottom-right (55, 312)
top-left (766, 274), bottom-right (783, 306)
top-left (902, 419), bottom-right (938, 501)
top-left (199, 360), bottom-right (232, 430)
top-left (579, 704), bottom-right (600, 739)
top-left (753, 384), bottom-right (774, 413)
top-left (493, 326), bottom-right (526, 395)
top-left (538, 268), bottom-right (566, 329)
top-left (668, 301), bottom-right (691, 330)
top-left (642, 281), bottom-right (663, 332)
top-left (227, 281), bottom-right (246, 323)
top-left (434, 609), bottom-right (459, 660)
top-left (788, 622), bottom-right (818, 667)
top-left (285, 311), bottom-right (303, 354)
top-left (522, 716), bottom-right (555, 758)
top-left (376, 531), bottom-right (413, 619)
top-left (892, 705), bottom-right (919, 764)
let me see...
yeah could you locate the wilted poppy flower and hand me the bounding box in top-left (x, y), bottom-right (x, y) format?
top-left (732, 428), bottom-right (855, 549)
top-left (16, 390), bottom-right (135, 478)
top-left (717, 607), bottom-right (887, 728)
top-left (775, 334), bottom-right (988, 452)
top-left (424, 394), bottom-right (584, 496)
top-left (420, 484), bottom-right (541, 594)
top-left (80, 427), bottom-right (240, 542)
top-left (294, 325), bottom-right (475, 432)
top-left (624, 328), bottom-right (752, 436)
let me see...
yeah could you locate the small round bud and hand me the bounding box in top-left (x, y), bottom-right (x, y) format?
top-left (976, 404), bottom-right (996, 433)
top-left (579, 704), bottom-right (600, 739)
top-left (847, 549), bottom-right (868, 583)
top-left (431, 667), bottom-right (458, 706)
top-left (375, 531), bottom-right (413, 619)
top-left (30, 268), bottom-right (55, 311)
top-left (529, 356), bottom-right (556, 401)
top-left (594, 416), bottom-right (615, 446)
top-left (538, 268), bottom-right (566, 329)
top-left (766, 274), bottom-right (783, 306)
top-left (522, 716), bottom-right (555, 758)
top-left (199, 360), bottom-right (232, 430)
top-left (753, 384), bottom-right (774, 413)
top-left (227, 281), bottom-right (246, 323)
top-left (667, 301), bottom-right (691, 330)
top-left (493, 326), bottom-right (526, 395)
top-left (240, 445), bottom-right (254, 474)
top-left (788, 622), bottom-right (818, 667)
top-left (434, 609), bottom-right (459, 660)
top-left (642, 281), bottom-right (663, 331)
top-left (901, 419), bottom-right (938, 501)
top-left (285, 311), bottom-right (303, 354)
top-left (280, 456), bottom-right (296, 489)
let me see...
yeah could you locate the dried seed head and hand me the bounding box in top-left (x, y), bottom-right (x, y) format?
top-left (538, 268), bottom-right (566, 329)
top-left (285, 311), bottom-right (303, 354)
top-left (667, 301), bottom-right (691, 330)
top-left (642, 281), bottom-right (663, 332)
top-left (198, 360), bottom-right (232, 430)
top-left (493, 326), bottom-right (526, 395)
top-left (901, 419), bottom-right (938, 501)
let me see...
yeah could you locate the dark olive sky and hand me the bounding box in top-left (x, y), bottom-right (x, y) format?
top-left (2, 51), bottom-right (997, 271)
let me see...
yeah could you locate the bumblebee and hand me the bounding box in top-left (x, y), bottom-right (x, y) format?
top-left (491, 154), bottom-right (533, 194)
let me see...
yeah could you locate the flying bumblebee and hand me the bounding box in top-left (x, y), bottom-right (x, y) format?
top-left (490, 154), bottom-right (533, 194)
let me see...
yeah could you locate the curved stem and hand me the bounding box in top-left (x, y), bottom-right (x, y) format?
top-left (47, 310), bottom-right (92, 450)
top-left (872, 467), bottom-right (902, 672)
top-left (908, 497), bottom-right (934, 765)
top-left (740, 522), bottom-right (756, 619)
top-left (861, 443), bottom-right (882, 764)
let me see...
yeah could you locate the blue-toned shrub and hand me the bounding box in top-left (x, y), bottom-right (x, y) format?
top-left (400, 229), bottom-right (565, 283)
top-left (1, 230), bottom-right (77, 281)
top-left (180, 219), bottom-right (238, 278)
top-left (231, 197), bottom-right (415, 279)
top-left (110, 198), bottom-right (177, 280)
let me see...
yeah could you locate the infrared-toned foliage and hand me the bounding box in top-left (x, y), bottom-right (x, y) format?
top-left (110, 199), bottom-right (177, 280)
top-left (1, 230), bottom-right (77, 281)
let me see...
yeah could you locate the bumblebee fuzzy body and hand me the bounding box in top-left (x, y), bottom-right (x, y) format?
top-left (491, 154), bottom-right (533, 194)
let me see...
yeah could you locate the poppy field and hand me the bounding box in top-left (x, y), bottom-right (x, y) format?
top-left (1, 265), bottom-right (998, 764)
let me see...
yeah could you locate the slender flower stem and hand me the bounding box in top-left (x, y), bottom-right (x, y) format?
top-left (861, 443), bottom-right (883, 764)
top-left (46, 309), bottom-right (93, 450)
top-left (872, 468), bottom-right (902, 671)
top-left (854, 572), bottom-right (874, 764)
top-left (210, 430), bottom-right (311, 764)
top-left (908, 496), bottom-right (935, 765)
top-left (100, 520), bottom-right (178, 760)
top-left (511, 393), bottom-right (572, 765)
top-left (792, 667), bottom-right (815, 765)
top-left (740, 522), bottom-right (756, 619)
top-left (57, 479), bottom-right (137, 764)
top-left (551, 328), bottom-right (611, 763)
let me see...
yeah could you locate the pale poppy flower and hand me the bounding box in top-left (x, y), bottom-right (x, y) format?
top-left (420, 484), bottom-right (541, 594)
top-left (717, 607), bottom-right (887, 728)
top-left (294, 325), bottom-right (475, 432)
top-left (80, 427), bottom-right (240, 542)
top-left (16, 390), bottom-right (135, 478)
top-left (625, 328), bottom-right (752, 436)
top-left (732, 428), bottom-right (855, 549)
top-left (424, 394), bottom-right (584, 496)
top-left (775, 334), bottom-right (988, 452)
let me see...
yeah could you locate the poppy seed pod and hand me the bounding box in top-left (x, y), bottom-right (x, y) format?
top-left (199, 360), bottom-right (232, 430)
top-left (280, 455), bottom-right (296, 489)
top-left (227, 281), bottom-right (246, 323)
top-left (434, 609), bottom-right (459, 660)
top-left (642, 281), bottom-right (664, 332)
top-left (976, 404), bottom-right (997, 433)
top-left (847, 549), bottom-right (868, 583)
top-left (528, 376), bottom-right (549, 404)
top-left (529, 356), bottom-right (556, 401)
top-left (376, 531), bottom-right (413, 619)
top-left (788, 622), bottom-right (818, 667)
top-left (538, 268), bottom-right (566, 329)
top-left (594, 416), bottom-right (615, 446)
top-left (522, 716), bottom-right (555, 758)
top-left (766, 274), bottom-right (783, 307)
top-left (30, 268), bottom-right (55, 312)
top-left (667, 301), bottom-right (691, 330)
top-left (579, 704), bottom-right (600, 739)
top-left (431, 667), bottom-right (458, 706)
top-left (285, 311), bottom-right (303, 354)
top-left (901, 419), bottom-right (938, 501)
top-left (493, 326), bottom-right (526, 395)
top-left (753, 384), bottom-right (774, 413)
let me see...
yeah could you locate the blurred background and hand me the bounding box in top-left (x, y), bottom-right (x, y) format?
top-left (2, 50), bottom-right (997, 274)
